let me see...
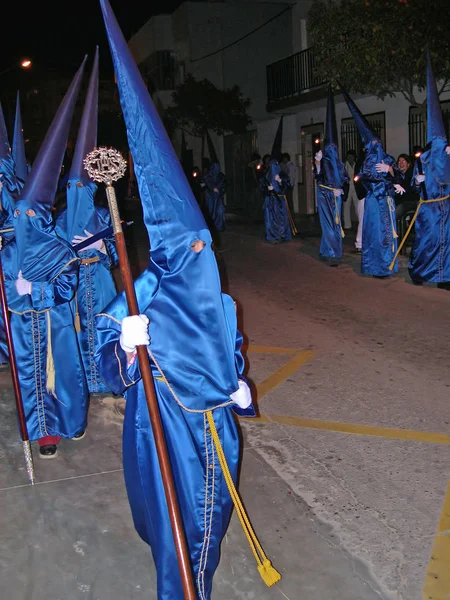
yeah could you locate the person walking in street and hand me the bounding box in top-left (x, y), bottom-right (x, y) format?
top-left (340, 84), bottom-right (403, 277)
top-left (55, 48), bottom-right (118, 394)
top-left (95, 3), bottom-right (260, 598)
top-left (407, 52), bottom-right (450, 288)
top-left (261, 160), bottom-right (293, 244)
top-left (2, 58), bottom-right (89, 459)
top-left (314, 86), bottom-right (348, 265)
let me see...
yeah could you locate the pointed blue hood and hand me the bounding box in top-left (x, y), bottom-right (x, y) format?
top-left (339, 83), bottom-right (392, 179)
top-left (421, 49), bottom-right (450, 185)
top-left (339, 83), bottom-right (379, 148)
top-left (206, 129), bottom-right (219, 165)
top-left (13, 57), bottom-right (86, 281)
top-left (0, 102), bottom-right (20, 198)
top-left (325, 85), bottom-right (338, 147)
top-left (99, 0), bottom-right (240, 409)
top-left (0, 103), bottom-right (10, 162)
top-left (65, 48), bottom-right (102, 243)
top-left (99, 0), bottom-right (206, 268)
top-left (322, 86), bottom-right (347, 188)
top-left (271, 116), bottom-right (283, 162)
top-left (12, 92), bottom-right (28, 186)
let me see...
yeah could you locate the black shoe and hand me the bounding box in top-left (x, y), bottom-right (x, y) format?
top-left (412, 279), bottom-right (423, 286)
top-left (39, 444), bottom-right (58, 459)
top-left (437, 282), bottom-right (450, 291)
top-left (71, 430), bottom-right (86, 441)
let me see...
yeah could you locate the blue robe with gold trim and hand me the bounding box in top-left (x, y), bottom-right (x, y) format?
top-left (359, 142), bottom-right (399, 276)
top-left (56, 204), bottom-right (118, 393)
top-left (409, 141), bottom-right (450, 283)
top-left (96, 263), bottom-right (249, 600)
top-left (2, 240), bottom-right (88, 440)
top-left (261, 162), bottom-right (292, 243)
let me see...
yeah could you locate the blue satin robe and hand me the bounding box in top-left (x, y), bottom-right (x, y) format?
top-left (261, 164), bottom-right (292, 243)
top-left (315, 147), bottom-right (348, 260)
top-left (0, 166), bottom-right (23, 363)
top-left (409, 142), bottom-right (450, 283)
top-left (359, 144), bottom-right (399, 276)
top-left (204, 164), bottom-right (226, 232)
top-left (95, 270), bottom-right (249, 600)
top-left (56, 206), bottom-right (118, 393)
top-left (1, 241), bottom-right (88, 440)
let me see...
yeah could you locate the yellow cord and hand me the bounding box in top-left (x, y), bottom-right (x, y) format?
top-left (389, 194), bottom-right (450, 271)
top-left (46, 311), bottom-right (56, 395)
top-left (319, 185), bottom-right (345, 238)
top-left (206, 411), bottom-right (281, 587)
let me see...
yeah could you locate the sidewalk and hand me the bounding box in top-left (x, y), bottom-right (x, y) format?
top-left (0, 375), bottom-right (383, 600)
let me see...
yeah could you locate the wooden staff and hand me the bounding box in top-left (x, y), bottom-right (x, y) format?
top-left (0, 255), bottom-right (35, 484)
top-left (84, 147), bottom-right (196, 600)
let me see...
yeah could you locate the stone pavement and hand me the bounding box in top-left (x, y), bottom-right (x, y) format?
top-left (1, 219), bottom-right (449, 600)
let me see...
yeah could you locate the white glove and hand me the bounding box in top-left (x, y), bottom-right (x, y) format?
top-left (230, 380), bottom-right (252, 409)
top-left (72, 230), bottom-right (104, 252)
top-left (15, 271), bottom-right (32, 296)
top-left (333, 189), bottom-right (343, 197)
top-left (375, 162), bottom-right (390, 173)
top-left (120, 315), bottom-right (150, 353)
top-left (200, 183), bottom-right (205, 188)
top-left (213, 187), bottom-right (219, 193)
top-left (446, 146), bottom-right (450, 155)
top-left (415, 174), bottom-right (425, 184)
top-left (268, 185), bottom-right (274, 191)
top-left (314, 151), bottom-right (322, 162)
top-left (394, 184), bottom-right (405, 195)
top-left (274, 174), bottom-right (282, 183)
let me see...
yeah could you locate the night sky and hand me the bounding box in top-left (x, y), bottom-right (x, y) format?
top-left (2, 0), bottom-right (184, 75)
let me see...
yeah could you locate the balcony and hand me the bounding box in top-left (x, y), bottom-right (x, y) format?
top-left (266, 47), bottom-right (327, 111)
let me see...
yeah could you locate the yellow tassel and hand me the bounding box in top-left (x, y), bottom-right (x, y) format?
top-left (46, 312), bottom-right (56, 395)
top-left (341, 227), bottom-right (345, 238)
top-left (335, 213), bottom-right (339, 224)
top-left (206, 411), bottom-right (281, 588)
top-left (258, 560), bottom-right (282, 587)
top-left (74, 298), bottom-right (81, 332)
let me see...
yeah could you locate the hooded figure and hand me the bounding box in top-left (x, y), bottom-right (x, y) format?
top-left (0, 103), bottom-right (20, 244)
top-left (55, 49), bottom-right (118, 393)
top-left (0, 103), bottom-right (24, 364)
top-left (314, 86), bottom-right (348, 262)
top-left (12, 92), bottom-right (28, 188)
top-left (95, 2), bottom-right (255, 598)
top-left (2, 58), bottom-right (89, 459)
top-left (260, 159), bottom-right (293, 243)
top-left (203, 131), bottom-right (226, 232)
top-left (408, 51), bottom-right (450, 285)
top-left (340, 84), bottom-right (400, 276)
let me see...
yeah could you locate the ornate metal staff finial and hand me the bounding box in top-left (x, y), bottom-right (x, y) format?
top-left (83, 147), bottom-right (127, 185)
top-left (84, 147), bottom-right (127, 235)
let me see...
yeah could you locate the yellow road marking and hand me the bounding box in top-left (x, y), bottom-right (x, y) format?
top-left (247, 414), bottom-right (450, 445)
top-left (244, 345), bottom-right (301, 355)
top-left (255, 350), bottom-right (315, 400)
top-left (423, 481), bottom-right (450, 599)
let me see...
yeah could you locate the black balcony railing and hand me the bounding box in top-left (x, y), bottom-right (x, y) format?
top-left (266, 47), bottom-right (327, 106)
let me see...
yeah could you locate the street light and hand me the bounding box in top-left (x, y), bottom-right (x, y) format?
top-left (0, 58), bottom-right (33, 77)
